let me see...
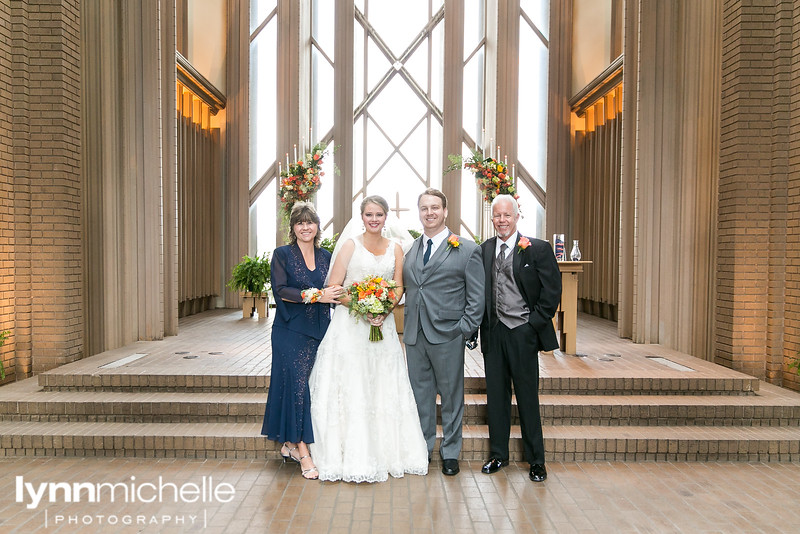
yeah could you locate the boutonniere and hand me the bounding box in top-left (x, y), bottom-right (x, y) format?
top-left (516, 236), bottom-right (531, 254)
top-left (447, 234), bottom-right (461, 249)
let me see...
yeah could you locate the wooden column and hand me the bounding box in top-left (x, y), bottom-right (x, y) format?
top-left (333, 0), bottom-right (354, 233)
top-left (224, 0), bottom-right (249, 308)
top-left (494, 0), bottom-right (520, 190)
top-left (546, 0), bottom-right (573, 239)
top-left (442, 0), bottom-right (464, 228)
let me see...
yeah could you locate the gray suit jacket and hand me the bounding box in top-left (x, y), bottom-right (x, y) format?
top-left (403, 232), bottom-right (485, 345)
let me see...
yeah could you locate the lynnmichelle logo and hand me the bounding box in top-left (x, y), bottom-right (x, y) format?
top-left (16, 475), bottom-right (236, 528)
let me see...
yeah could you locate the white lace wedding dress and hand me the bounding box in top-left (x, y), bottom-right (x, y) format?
top-left (308, 236), bottom-right (429, 483)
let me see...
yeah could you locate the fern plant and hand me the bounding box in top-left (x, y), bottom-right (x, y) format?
top-left (227, 253), bottom-right (271, 296)
top-left (0, 330), bottom-right (9, 381)
top-left (320, 233), bottom-right (339, 254)
top-left (790, 356), bottom-right (800, 376)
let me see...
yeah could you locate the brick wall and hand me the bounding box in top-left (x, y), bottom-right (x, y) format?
top-left (785, 3), bottom-right (800, 390)
top-left (718, 0), bottom-right (797, 387)
top-left (0, 0), bottom-right (83, 380)
top-left (0, 1), bottom-right (14, 382)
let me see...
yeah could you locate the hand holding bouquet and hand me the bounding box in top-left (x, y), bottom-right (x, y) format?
top-left (347, 275), bottom-right (398, 341)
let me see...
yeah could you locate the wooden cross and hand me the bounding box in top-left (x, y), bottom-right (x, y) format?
top-left (391, 192), bottom-right (410, 218)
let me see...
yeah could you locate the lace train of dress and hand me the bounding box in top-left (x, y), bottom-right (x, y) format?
top-left (309, 237), bottom-right (428, 483)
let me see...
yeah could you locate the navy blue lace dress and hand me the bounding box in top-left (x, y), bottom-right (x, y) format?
top-left (261, 244), bottom-right (331, 444)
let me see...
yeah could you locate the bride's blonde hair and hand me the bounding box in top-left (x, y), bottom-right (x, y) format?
top-left (360, 195), bottom-right (389, 215)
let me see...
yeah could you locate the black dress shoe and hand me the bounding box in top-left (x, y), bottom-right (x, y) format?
top-left (441, 458), bottom-right (460, 476)
top-left (529, 463), bottom-right (547, 482)
top-left (481, 457), bottom-right (509, 474)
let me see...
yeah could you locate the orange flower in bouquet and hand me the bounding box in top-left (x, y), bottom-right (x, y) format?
top-left (347, 275), bottom-right (398, 341)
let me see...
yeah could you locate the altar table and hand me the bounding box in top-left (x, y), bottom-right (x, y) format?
top-left (553, 261), bottom-right (592, 354)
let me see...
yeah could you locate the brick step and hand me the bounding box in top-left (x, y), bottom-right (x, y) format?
top-left (1, 421), bottom-right (799, 462)
top-left (0, 390), bottom-right (268, 423)
top-left (3, 386), bottom-right (797, 426)
top-left (464, 392), bottom-right (800, 426)
top-left (36, 371), bottom-right (758, 396)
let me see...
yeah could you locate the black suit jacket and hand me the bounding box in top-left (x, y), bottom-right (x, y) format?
top-left (479, 234), bottom-right (562, 353)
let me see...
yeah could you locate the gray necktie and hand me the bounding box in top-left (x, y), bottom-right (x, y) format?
top-left (423, 239), bottom-right (433, 265)
top-left (499, 243), bottom-right (508, 261)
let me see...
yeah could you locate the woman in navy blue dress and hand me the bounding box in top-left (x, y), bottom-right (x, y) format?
top-left (261, 202), bottom-right (344, 480)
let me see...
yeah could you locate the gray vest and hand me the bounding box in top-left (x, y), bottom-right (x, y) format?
top-left (493, 243), bottom-right (530, 329)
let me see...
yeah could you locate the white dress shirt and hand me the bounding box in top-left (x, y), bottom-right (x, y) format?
top-left (422, 227), bottom-right (451, 259)
top-left (494, 232), bottom-right (519, 258)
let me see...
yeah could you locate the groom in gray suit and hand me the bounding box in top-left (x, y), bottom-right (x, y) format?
top-left (403, 188), bottom-right (485, 476)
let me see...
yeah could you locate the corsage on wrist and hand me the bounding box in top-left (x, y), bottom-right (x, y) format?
top-left (301, 288), bottom-right (323, 304)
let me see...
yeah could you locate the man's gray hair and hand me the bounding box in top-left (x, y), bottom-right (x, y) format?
top-left (490, 194), bottom-right (519, 216)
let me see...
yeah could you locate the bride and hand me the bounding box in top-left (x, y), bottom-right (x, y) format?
top-left (309, 195), bottom-right (428, 482)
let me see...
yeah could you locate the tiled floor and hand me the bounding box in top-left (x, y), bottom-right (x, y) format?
top-left (31, 309), bottom-right (758, 392)
top-left (2, 456), bottom-right (799, 533)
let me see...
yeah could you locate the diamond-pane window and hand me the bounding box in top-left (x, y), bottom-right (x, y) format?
top-left (353, 1), bottom-right (445, 228)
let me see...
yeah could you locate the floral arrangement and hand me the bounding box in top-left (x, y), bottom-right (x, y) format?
top-left (347, 275), bottom-right (398, 341)
top-left (447, 234), bottom-right (460, 249)
top-left (279, 141), bottom-right (331, 222)
top-left (446, 149), bottom-right (519, 205)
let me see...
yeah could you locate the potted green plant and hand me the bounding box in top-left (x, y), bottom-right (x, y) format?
top-left (228, 253), bottom-right (271, 318)
top-left (0, 330), bottom-right (9, 381)
top-left (320, 233), bottom-right (339, 254)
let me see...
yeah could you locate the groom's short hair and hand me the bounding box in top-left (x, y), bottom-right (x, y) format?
top-left (418, 188), bottom-right (447, 209)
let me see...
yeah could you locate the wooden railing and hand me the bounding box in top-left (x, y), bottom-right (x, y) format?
top-left (176, 52), bottom-right (225, 317)
top-left (569, 55), bottom-right (622, 321)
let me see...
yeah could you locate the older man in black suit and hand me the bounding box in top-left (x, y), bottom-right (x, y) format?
top-left (478, 194), bottom-right (561, 482)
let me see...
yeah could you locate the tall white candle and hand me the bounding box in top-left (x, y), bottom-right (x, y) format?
top-left (294, 144), bottom-right (297, 162)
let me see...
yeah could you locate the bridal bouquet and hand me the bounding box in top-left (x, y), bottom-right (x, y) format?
top-left (347, 275), bottom-right (398, 342)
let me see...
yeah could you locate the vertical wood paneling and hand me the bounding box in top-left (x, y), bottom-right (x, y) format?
top-left (176, 84), bottom-right (222, 316)
top-left (572, 98), bottom-right (622, 320)
top-left (617, 0), bottom-right (721, 359)
top-left (162, 0), bottom-right (179, 336)
top-left (82, 0), bottom-right (178, 354)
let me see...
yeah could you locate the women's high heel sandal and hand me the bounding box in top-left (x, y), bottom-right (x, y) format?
top-left (299, 455), bottom-right (319, 480)
top-left (281, 443), bottom-right (300, 464)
